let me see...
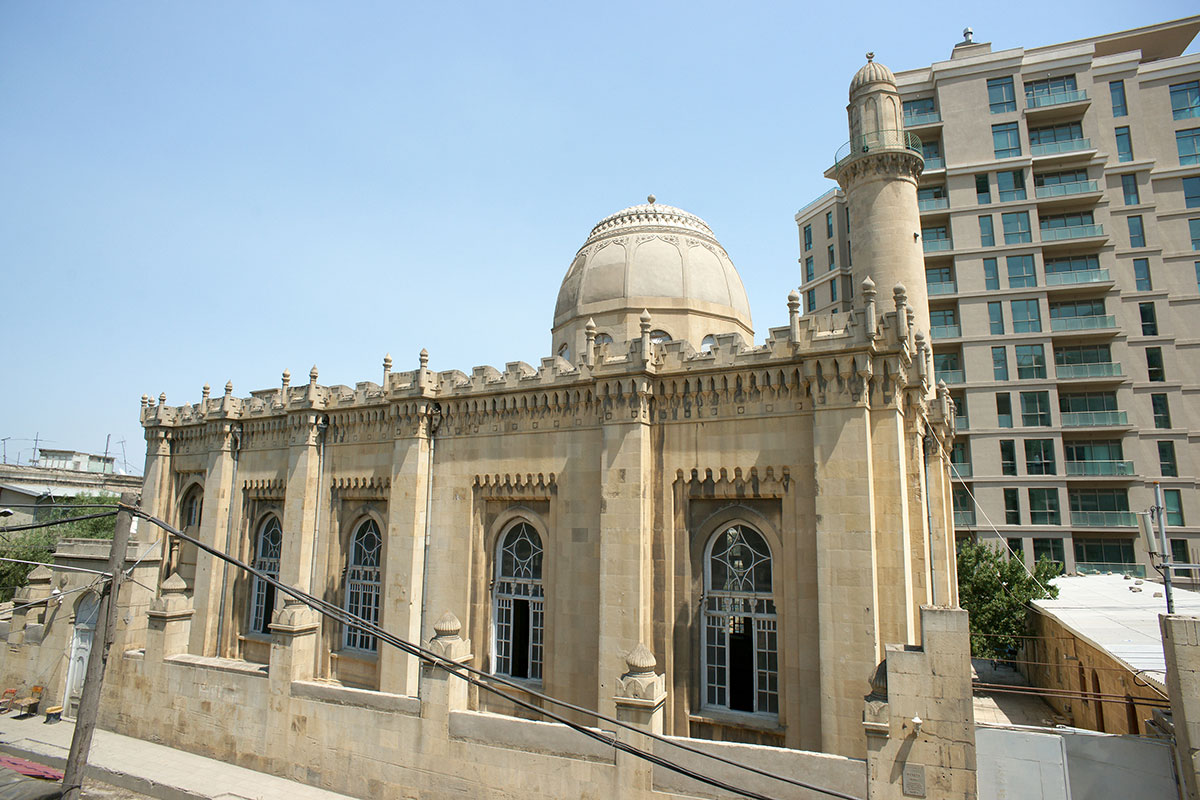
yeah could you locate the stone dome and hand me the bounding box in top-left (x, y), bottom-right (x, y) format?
top-left (552, 199), bottom-right (753, 355)
top-left (849, 53), bottom-right (896, 97)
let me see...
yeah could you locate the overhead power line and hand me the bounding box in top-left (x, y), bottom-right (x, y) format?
top-left (126, 505), bottom-right (861, 800)
top-left (0, 511), bottom-right (119, 534)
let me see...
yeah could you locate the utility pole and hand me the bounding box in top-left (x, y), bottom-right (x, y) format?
top-left (1155, 481), bottom-right (1175, 614)
top-left (61, 491), bottom-right (136, 800)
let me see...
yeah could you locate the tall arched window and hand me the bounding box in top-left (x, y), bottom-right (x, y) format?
top-left (344, 518), bottom-right (382, 652)
top-left (494, 521), bottom-right (544, 680)
top-left (249, 516), bottom-right (282, 635)
top-left (173, 485), bottom-right (203, 588)
top-left (703, 524), bottom-right (778, 714)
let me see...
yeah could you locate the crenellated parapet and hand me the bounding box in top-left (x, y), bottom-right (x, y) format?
top-left (140, 284), bottom-right (951, 450)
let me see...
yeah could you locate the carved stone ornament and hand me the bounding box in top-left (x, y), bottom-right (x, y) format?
top-left (616, 642), bottom-right (665, 704)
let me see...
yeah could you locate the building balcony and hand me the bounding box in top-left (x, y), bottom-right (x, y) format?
top-left (930, 324), bottom-right (961, 339)
top-left (831, 130), bottom-right (923, 176)
top-left (1025, 89), bottom-right (1089, 109)
top-left (923, 238), bottom-right (952, 253)
top-left (954, 414), bottom-right (968, 430)
top-left (923, 156), bottom-right (945, 170)
top-left (1075, 562), bottom-right (1146, 578)
top-left (953, 510), bottom-right (977, 527)
top-left (928, 281), bottom-right (958, 296)
top-left (1060, 410), bottom-right (1129, 427)
top-left (935, 369), bottom-right (965, 385)
top-left (1050, 315), bottom-right (1117, 332)
top-left (1054, 362), bottom-right (1124, 379)
top-left (1064, 460), bottom-right (1135, 477)
top-left (1035, 180), bottom-right (1100, 200)
top-left (1030, 138), bottom-right (1092, 158)
top-left (904, 111), bottom-right (942, 127)
top-left (1044, 269), bottom-right (1111, 288)
top-left (918, 197), bottom-right (950, 212)
top-left (1070, 510), bottom-right (1138, 527)
top-left (950, 463), bottom-right (972, 478)
top-left (1040, 224), bottom-right (1105, 242)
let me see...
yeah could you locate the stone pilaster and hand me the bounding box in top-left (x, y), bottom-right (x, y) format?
top-left (419, 613), bottom-right (472, 759)
top-left (381, 401), bottom-right (436, 696)
top-left (813, 389), bottom-right (881, 758)
top-left (140, 427), bottom-right (172, 520)
top-left (269, 598), bottom-right (320, 687)
top-left (188, 421), bottom-right (239, 656)
top-left (1161, 615), bottom-right (1200, 800)
top-left (596, 378), bottom-right (654, 719)
top-left (279, 411), bottom-right (324, 593)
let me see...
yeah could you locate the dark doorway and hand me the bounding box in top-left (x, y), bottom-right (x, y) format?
top-left (258, 583), bottom-right (276, 634)
top-left (512, 599), bottom-right (530, 679)
top-left (728, 617), bottom-right (754, 712)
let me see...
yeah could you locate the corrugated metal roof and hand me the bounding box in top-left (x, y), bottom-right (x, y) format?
top-left (1031, 574), bottom-right (1200, 688)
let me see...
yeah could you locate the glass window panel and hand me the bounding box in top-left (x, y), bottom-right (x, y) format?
top-left (992, 346), bottom-right (1009, 380)
top-left (1159, 441), bottom-right (1178, 477)
top-left (1178, 128), bottom-right (1200, 166)
top-left (976, 173), bottom-right (991, 204)
top-left (997, 393), bottom-right (1013, 428)
top-left (1115, 127), bottom-right (1133, 162)
top-left (979, 215), bottom-right (995, 247)
top-left (1134, 259), bottom-right (1152, 291)
top-left (1000, 441), bottom-right (1017, 476)
top-left (988, 301), bottom-right (1004, 334)
top-left (1171, 81), bottom-right (1200, 121)
top-left (1139, 302), bottom-right (1158, 336)
top-left (1122, 174), bottom-right (1140, 205)
top-left (984, 258), bottom-right (1000, 290)
top-left (1002, 211), bottom-right (1031, 244)
top-left (1110, 80), bottom-right (1127, 117)
top-left (989, 77), bottom-right (1016, 113)
top-left (1020, 391), bottom-right (1051, 426)
top-left (1015, 344), bottom-right (1046, 379)
top-left (1128, 215), bottom-right (1146, 248)
top-left (1011, 299), bottom-right (1042, 332)
top-left (992, 122), bottom-right (1021, 158)
top-left (1004, 487), bottom-right (1020, 523)
top-left (1147, 347), bottom-right (1165, 382)
top-left (997, 169), bottom-right (1026, 201)
top-left (1007, 255), bottom-right (1036, 287)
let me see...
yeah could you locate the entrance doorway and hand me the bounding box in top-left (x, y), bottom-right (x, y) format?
top-left (64, 594), bottom-right (100, 718)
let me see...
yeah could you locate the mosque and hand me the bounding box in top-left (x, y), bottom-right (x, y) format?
top-left (2, 57), bottom-right (974, 799)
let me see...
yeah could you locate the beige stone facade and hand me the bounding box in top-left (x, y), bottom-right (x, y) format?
top-left (798, 17), bottom-right (1200, 580)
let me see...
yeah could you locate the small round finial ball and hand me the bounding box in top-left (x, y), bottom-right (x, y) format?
top-left (862, 276), bottom-right (876, 291)
top-left (914, 330), bottom-right (926, 342)
top-left (647, 194), bottom-right (656, 204)
top-left (788, 289), bottom-right (800, 302)
top-left (224, 380), bottom-right (233, 395)
top-left (202, 383), bottom-right (210, 396)
top-left (158, 392), bottom-right (167, 405)
top-left (640, 308), bottom-right (652, 323)
top-left (893, 283), bottom-right (907, 296)
top-left (309, 365), bottom-right (319, 382)
top-left (282, 369), bottom-right (290, 382)
top-left (585, 317), bottom-right (597, 333)
top-left (625, 642), bottom-right (657, 673)
top-left (141, 394), bottom-right (149, 406)
top-left (433, 611), bottom-right (461, 638)
top-left (383, 353), bottom-right (392, 369)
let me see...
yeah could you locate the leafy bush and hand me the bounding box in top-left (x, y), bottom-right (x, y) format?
top-left (0, 494), bottom-right (118, 602)
top-left (956, 539), bottom-right (1061, 659)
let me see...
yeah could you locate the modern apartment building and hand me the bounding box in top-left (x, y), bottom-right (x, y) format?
top-left (797, 17), bottom-right (1200, 580)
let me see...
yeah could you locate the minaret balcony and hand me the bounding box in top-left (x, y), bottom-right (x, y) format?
top-left (831, 130), bottom-right (923, 174)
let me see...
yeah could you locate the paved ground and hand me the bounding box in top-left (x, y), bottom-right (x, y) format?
top-left (0, 713), bottom-right (357, 800)
top-left (972, 658), bottom-right (1064, 727)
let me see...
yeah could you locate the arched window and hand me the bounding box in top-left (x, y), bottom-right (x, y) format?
top-left (173, 485), bottom-right (203, 588)
top-left (649, 329), bottom-right (671, 344)
top-left (594, 332), bottom-right (614, 347)
top-left (249, 516), bottom-right (282, 635)
top-left (701, 334), bottom-right (717, 353)
top-left (494, 521), bottom-right (544, 680)
top-left (344, 518), bottom-right (382, 652)
top-left (557, 343), bottom-right (571, 362)
top-left (703, 524), bottom-right (778, 714)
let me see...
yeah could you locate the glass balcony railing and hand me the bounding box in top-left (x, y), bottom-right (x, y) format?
top-left (953, 510), bottom-right (977, 527)
top-left (1070, 510), bottom-right (1138, 527)
top-left (1044, 269), bottom-right (1110, 286)
top-left (928, 281), bottom-right (958, 296)
top-left (1026, 89), bottom-right (1089, 108)
top-left (954, 414), bottom-right (968, 430)
top-left (1030, 138), bottom-right (1091, 157)
top-left (950, 463), bottom-right (973, 478)
top-left (919, 197), bottom-right (950, 211)
top-left (1075, 562), bottom-right (1146, 578)
top-left (931, 324), bottom-right (962, 339)
top-left (1035, 180), bottom-right (1100, 199)
top-left (1064, 460), bottom-right (1135, 476)
top-left (935, 369), bottom-right (965, 384)
top-left (1040, 224), bottom-right (1105, 241)
top-left (923, 238), bottom-right (952, 252)
top-left (1055, 362), bottom-right (1123, 378)
top-left (1050, 315), bottom-right (1117, 332)
top-left (1060, 410), bottom-right (1129, 427)
top-left (924, 156), bottom-right (945, 170)
top-left (904, 111), bottom-right (942, 127)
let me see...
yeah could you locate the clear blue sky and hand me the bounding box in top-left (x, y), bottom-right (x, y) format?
top-left (2, 2), bottom-right (1195, 473)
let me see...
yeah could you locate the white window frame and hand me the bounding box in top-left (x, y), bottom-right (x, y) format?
top-left (249, 516), bottom-right (282, 635)
top-left (492, 521), bottom-right (544, 681)
top-left (343, 518), bottom-right (382, 653)
top-left (701, 523), bottom-right (779, 717)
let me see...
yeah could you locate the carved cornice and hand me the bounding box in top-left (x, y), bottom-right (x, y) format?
top-left (835, 150), bottom-right (923, 188)
top-left (473, 473), bottom-right (557, 501)
top-left (331, 475), bottom-right (391, 501)
top-left (244, 478), bottom-right (286, 499)
top-left (676, 467), bottom-right (791, 499)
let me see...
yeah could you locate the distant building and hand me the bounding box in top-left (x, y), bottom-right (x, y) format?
top-left (0, 450), bottom-right (142, 526)
top-left (796, 16), bottom-right (1200, 580)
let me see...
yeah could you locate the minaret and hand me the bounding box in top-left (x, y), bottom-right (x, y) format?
top-left (829, 53), bottom-right (929, 332)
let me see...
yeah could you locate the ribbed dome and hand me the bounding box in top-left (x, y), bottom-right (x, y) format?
top-left (850, 54), bottom-right (896, 97)
top-left (553, 198), bottom-right (752, 331)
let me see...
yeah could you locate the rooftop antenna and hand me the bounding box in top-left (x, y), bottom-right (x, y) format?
top-left (1, 437), bottom-right (8, 464)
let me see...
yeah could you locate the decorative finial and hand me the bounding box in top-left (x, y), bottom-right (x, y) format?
top-left (433, 611), bottom-right (461, 638)
top-left (309, 365), bottom-right (318, 383)
top-left (383, 353), bottom-right (392, 370)
top-left (640, 309), bottom-right (652, 323)
top-left (224, 380), bottom-right (233, 396)
top-left (787, 288), bottom-right (800, 302)
top-left (419, 348), bottom-right (429, 369)
top-left (158, 392), bottom-right (166, 406)
top-left (585, 317), bottom-right (597, 333)
top-left (625, 643), bottom-right (657, 674)
top-left (140, 394), bottom-right (149, 408)
top-left (202, 383), bottom-right (211, 401)
top-left (282, 369), bottom-right (290, 387)
top-left (647, 194), bottom-right (656, 204)
top-left (866, 51), bottom-right (874, 62)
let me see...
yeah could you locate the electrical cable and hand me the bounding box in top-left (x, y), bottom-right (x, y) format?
top-left (972, 682), bottom-right (1170, 708)
top-left (0, 579), bottom-right (107, 621)
top-left (0, 503), bottom-right (123, 510)
top-left (0, 511), bottom-right (119, 534)
top-left (0, 557), bottom-right (111, 577)
top-left (126, 506), bottom-right (861, 800)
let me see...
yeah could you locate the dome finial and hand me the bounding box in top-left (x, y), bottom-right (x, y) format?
top-left (866, 51), bottom-right (874, 61)
top-left (647, 194), bottom-right (656, 205)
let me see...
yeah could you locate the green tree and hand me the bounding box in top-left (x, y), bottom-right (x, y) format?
top-left (0, 494), bottom-right (118, 602)
top-left (956, 539), bottom-right (1061, 659)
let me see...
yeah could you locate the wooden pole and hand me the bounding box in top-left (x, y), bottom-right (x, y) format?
top-left (61, 491), bottom-right (136, 799)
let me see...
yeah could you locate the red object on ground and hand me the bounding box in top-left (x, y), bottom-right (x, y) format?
top-left (0, 757), bottom-right (62, 781)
